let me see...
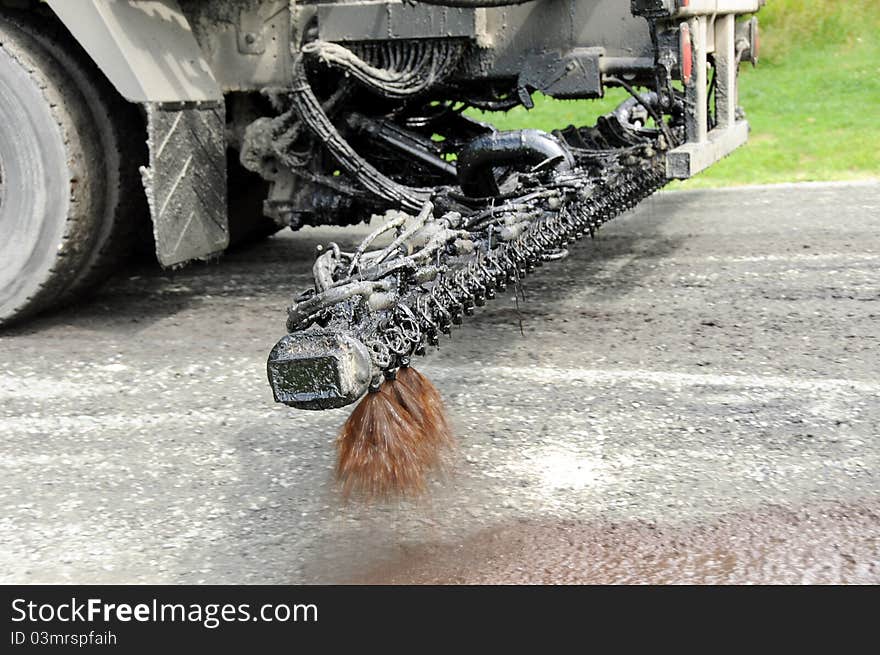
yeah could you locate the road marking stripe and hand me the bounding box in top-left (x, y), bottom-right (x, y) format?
top-left (438, 366), bottom-right (880, 395)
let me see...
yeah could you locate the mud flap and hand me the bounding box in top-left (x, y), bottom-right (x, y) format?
top-left (140, 103), bottom-right (229, 267)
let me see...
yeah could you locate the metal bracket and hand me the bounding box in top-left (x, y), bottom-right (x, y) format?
top-left (268, 332), bottom-right (374, 410)
top-left (235, 1), bottom-right (289, 55)
top-left (517, 48), bottom-right (604, 105)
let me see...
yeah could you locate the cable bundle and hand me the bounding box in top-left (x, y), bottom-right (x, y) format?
top-left (302, 39), bottom-right (465, 99)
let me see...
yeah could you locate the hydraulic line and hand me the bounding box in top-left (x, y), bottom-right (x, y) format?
top-left (289, 58), bottom-right (430, 213)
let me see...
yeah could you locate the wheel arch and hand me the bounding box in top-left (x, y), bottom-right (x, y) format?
top-left (42, 0), bottom-right (222, 103)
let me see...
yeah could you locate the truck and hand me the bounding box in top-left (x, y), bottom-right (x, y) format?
top-left (0, 0), bottom-right (761, 491)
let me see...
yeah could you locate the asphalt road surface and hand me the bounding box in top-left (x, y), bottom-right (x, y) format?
top-left (1, 181), bottom-right (878, 584)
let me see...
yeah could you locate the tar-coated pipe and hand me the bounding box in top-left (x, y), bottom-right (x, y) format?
top-left (456, 129), bottom-right (575, 198)
top-left (604, 77), bottom-right (675, 146)
top-left (613, 92), bottom-right (660, 129)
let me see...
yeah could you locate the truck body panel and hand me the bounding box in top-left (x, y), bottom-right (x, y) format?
top-left (44, 0), bottom-right (221, 102)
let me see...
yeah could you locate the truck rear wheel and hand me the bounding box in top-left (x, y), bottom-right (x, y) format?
top-left (0, 15), bottom-right (144, 326)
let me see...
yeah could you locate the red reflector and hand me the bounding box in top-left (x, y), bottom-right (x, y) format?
top-left (752, 19), bottom-right (761, 64)
top-left (680, 23), bottom-right (693, 83)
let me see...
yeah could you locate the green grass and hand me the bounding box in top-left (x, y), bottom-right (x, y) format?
top-left (468, 0), bottom-right (880, 187)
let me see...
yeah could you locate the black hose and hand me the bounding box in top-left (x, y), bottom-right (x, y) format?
top-left (612, 92), bottom-right (659, 129)
top-left (604, 76), bottom-right (675, 147)
top-left (289, 60), bottom-right (430, 212)
top-left (457, 129), bottom-right (574, 197)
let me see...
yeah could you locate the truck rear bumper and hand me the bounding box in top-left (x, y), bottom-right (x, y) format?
top-left (667, 119), bottom-right (749, 179)
top-left (663, 7), bottom-right (756, 179)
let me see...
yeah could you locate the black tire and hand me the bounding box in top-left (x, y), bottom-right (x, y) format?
top-left (0, 14), bottom-right (145, 326)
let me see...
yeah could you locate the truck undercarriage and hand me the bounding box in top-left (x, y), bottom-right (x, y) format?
top-left (0, 0), bottom-right (762, 495)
